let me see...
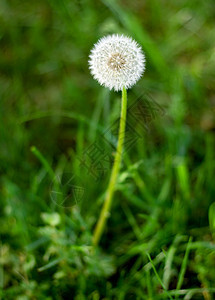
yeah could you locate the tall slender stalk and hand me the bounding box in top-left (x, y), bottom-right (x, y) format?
top-left (92, 87), bottom-right (127, 246)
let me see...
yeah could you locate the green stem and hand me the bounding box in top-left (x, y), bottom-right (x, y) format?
top-left (92, 87), bottom-right (127, 246)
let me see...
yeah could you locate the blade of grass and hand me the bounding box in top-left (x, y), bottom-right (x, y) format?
top-left (147, 253), bottom-right (174, 300)
top-left (31, 146), bottom-right (62, 209)
top-left (176, 160), bottom-right (190, 201)
top-left (163, 235), bottom-right (184, 290)
top-left (122, 203), bottom-right (142, 240)
top-left (176, 237), bottom-right (193, 299)
top-left (38, 258), bottom-right (63, 272)
top-left (31, 146), bottom-right (55, 180)
top-left (19, 111), bottom-right (104, 134)
top-left (146, 270), bottom-right (154, 300)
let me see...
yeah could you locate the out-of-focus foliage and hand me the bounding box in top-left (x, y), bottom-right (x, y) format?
top-left (0, 0), bottom-right (215, 299)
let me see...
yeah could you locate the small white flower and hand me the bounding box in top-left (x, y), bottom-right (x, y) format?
top-left (89, 34), bottom-right (146, 92)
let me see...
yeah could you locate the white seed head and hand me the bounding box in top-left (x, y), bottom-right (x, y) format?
top-left (89, 34), bottom-right (146, 92)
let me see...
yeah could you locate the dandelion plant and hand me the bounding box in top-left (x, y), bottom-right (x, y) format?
top-left (89, 34), bottom-right (146, 246)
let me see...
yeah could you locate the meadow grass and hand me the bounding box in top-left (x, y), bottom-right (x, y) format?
top-left (0, 0), bottom-right (215, 299)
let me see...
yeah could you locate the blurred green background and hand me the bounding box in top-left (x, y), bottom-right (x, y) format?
top-left (1, 0), bottom-right (215, 299)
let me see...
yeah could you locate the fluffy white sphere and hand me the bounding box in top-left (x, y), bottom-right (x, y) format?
top-left (89, 34), bottom-right (146, 92)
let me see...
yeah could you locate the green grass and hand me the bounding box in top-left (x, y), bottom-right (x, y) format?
top-left (1, 0), bottom-right (215, 299)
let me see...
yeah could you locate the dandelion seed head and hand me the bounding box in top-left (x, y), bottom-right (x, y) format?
top-left (89, 34), bottom-right (146, 91)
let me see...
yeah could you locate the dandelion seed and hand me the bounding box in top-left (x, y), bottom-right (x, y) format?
top-left (89, 34), bottom-right (146, 91)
